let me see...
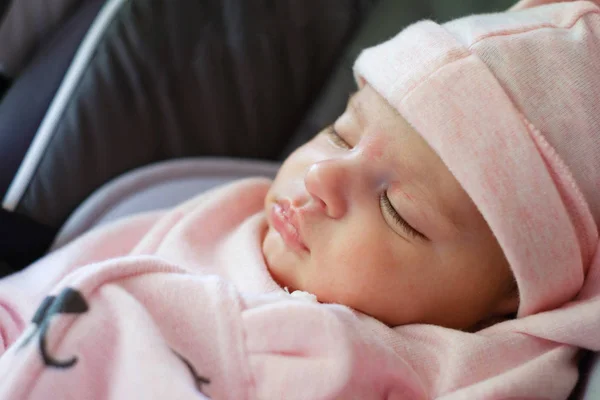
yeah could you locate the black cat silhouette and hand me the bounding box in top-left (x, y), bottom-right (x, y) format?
top-left (19, 287), bottom-right (212, 397)
top-left (19, 287), bottom-right (88, 368)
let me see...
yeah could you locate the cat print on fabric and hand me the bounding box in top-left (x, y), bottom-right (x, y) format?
top-left (18, 287), bottom-right (88, 369)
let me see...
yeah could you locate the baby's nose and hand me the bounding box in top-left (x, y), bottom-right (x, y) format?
top-left (303, 160), bottom-right (349, 219)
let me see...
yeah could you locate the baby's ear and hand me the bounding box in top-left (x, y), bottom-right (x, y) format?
top-left (510, 0), bottom-right (599, 10)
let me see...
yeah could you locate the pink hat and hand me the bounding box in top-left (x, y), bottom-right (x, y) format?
top-left (354, 0), bottom-right (600, 317)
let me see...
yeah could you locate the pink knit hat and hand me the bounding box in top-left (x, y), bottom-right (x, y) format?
top-left (354, 0), bottom-right (600, 318)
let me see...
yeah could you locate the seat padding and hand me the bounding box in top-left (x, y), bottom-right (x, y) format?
top-left (51, 158), bottom-right (279, 250)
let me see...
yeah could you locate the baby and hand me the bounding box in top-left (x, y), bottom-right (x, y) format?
top-left (263, 84), bottom-right (518, 331)
top-left (0, 0), bottom-right (599, 398)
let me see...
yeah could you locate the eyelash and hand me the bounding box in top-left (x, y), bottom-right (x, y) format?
top-left (380, 193), bottom-right (425, 240)
top-left (325, 126), bottom-right (351, 149)
top-left (324, 125), bottom-right (425, 241)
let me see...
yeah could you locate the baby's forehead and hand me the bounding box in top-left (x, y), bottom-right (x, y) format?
top-left (345, 86), bottom-right (391, 122)
top-left (350, 85), bottom-right (481, 237)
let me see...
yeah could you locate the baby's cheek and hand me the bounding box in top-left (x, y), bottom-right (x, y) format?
top-left (262, 228), bottom-right (296, 286)
top-left (308, 241), bottom-right (379, 306)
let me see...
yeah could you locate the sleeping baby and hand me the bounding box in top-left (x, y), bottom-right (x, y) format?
top-left (1, 0), bottom-right (599, 398)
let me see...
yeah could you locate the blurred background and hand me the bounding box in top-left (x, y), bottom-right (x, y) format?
top-left (0, 0), bottom-right (514, 268)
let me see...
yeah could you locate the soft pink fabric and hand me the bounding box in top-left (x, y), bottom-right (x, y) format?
top-left (0, 179), bottom-right (425, 399)
top-left (0, 177), bottom-right (595, 399)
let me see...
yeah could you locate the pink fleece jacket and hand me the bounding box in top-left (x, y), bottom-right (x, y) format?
top-left (0, 179), bottom-right (426, 399)
top-left (0, 177), bottom-right (596, 399)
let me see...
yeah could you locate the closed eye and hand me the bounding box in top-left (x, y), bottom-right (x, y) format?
top-left (324, 126), bottom-right (352, 149)
top-left (324, 125), bottom-right (426, 241)
top-left (380, 192), bottom-right (427, 241)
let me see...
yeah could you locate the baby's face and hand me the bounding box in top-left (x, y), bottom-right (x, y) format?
top-left (262, 84), bottom-right (518, 330)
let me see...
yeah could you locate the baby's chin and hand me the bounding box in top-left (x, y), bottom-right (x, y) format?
top-left (261, 224), bottom-right (300, 292)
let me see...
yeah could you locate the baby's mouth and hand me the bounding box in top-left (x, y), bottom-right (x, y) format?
top-left (270, 200), bottom-right (309, 253)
